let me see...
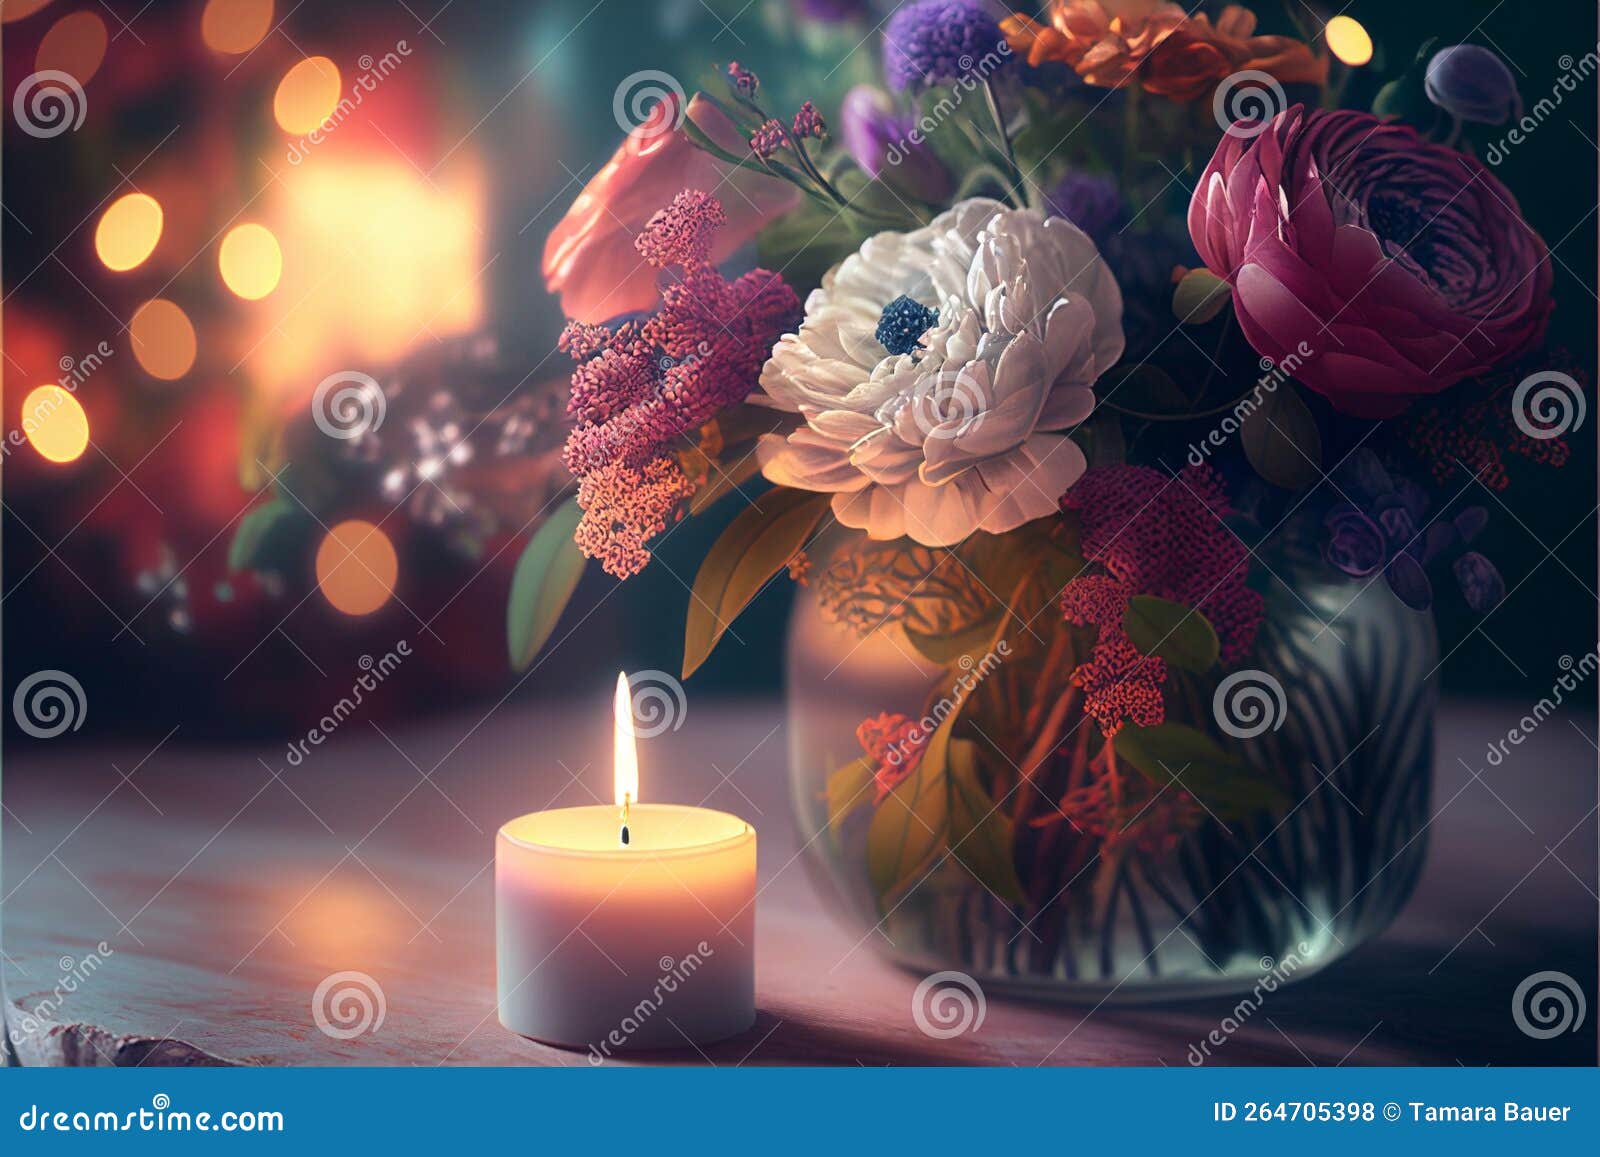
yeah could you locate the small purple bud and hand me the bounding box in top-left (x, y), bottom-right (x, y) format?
top-left (1453, 505), bottom-right (1489, 543)
top-left (1375, 502), bottom-right (1416, 546)
top-left (1385, 551), bottom-right (1434, 611)
top-left (1453, 551), bottom-right (1506, 613)
top-left (1340, 448), bottom-right (1393, 501)
top-left (839, 85), bottom-right (953, 200)
top-left (1045, 171), bottom-right (1123, 244)
top-left (1425, 44), bottom-right (1522, 126)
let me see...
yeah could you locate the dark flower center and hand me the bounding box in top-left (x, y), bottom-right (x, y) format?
top-left (875, 294), bottom-right (938, 356)
top-left (1365, 192), bottom-right (1440, 271)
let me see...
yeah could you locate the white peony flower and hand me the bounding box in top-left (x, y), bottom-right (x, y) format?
top-left (755, 198), bottom-right (1125, 546)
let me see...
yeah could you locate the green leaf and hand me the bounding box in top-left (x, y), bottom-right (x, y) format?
top-left (826, 756), bottom-right (875, 834)
top-left (1113, 722), bottom-right (1288, 819)
top-left (1097, 364), bottom-right (1193, 417)
top-left (683, 488), bottom-right (829, 678)
top-left (228, 497), bottom-right (309, 575)
top-left (1241, 385), bottom-right (1322, 489)
top-left (1122, 595), bottom-right (1220, 672)
top-left (506, 497), bottom-right (588, 673)
top-left (1172, 268), bottom-right (1232, 324)
top-left (946, 739), bottom-right (1025, 904)
top-left (865, 718), bottom-right (952, 906)
top-left (903, 611), bottom-right (1003, 667)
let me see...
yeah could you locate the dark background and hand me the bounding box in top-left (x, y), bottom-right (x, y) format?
top-left (2, 0), bottom-right (1594, 748)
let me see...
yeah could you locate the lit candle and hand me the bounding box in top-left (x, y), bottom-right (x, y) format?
top-left (495, 673), bottom-right (757, 1054)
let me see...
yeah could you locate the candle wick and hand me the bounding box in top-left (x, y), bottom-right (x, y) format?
top-left (620, 793), bottom-right (631, 847)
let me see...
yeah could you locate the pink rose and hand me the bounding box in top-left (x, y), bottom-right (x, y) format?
top-left (542, 94), bottom-right (798, 325)
top-left (1188, 106), bottom-right (1553, 417)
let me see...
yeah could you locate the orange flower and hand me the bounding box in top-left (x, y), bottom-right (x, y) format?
top-left (1002, 0), bottom-right (1325, 102)
top-left (542, 94), bottom-right (798, 324)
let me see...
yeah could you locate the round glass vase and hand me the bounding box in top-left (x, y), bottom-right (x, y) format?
top-left (786, 564), bottom-right (1437, 1002)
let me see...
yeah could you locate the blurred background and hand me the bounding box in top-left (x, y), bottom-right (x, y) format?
top-left (2, 0), bottom-right (1594, 747)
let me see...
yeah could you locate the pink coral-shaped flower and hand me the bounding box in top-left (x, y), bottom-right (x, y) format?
top-left (856, 712), bottom-right (930, 802)
top-left (1060, 464), bottom-right (1262, 735)
top-left (560, 189), bottom-right (801, 578)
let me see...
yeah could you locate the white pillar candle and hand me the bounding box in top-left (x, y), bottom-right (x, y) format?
top-left (495, 675), bottom-right (756, 1055)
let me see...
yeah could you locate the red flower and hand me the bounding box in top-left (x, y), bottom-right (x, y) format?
top-left (856, 712), bottom-right (930, 802)
top-left (1188, 106), bottom-right (1553, 418)
top-left (1061, 465), bottom-right (1262, 736)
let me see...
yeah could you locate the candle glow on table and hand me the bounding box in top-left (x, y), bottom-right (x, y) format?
top-left (495, 674), bottom-right (756, 1053)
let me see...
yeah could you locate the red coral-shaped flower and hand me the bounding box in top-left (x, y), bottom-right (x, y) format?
top-left (1060, 464), bottom-right (1262, 735)
top-left (856, 712), bottom-right (930, 802)
top-left (560, 189), bottom-right (801, 577)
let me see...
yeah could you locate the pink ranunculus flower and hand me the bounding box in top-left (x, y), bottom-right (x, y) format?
top-left (542, 93), bottom-right (799, 325)
top-left (1187, 106), bottom-right (1553, 418)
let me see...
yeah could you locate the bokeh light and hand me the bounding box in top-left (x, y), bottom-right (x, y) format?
top-left (95, 192), bottom-right (164, 272)
top-left (273, 56), bottom-right (341, 135)
top-left (201, 0), bottom-right (274, 55)
top-left (21, 385), bottom-right (90, 464)
top-left (2, 0), bottom-right (56, 25)
top-left (1325, 16), bottom-right (1373, 67)
top-left (219, 223), bottom-right (283, 299)
top-left (36, 10), bottom-right (108, 86)
top-left (315, 520), bottom-right (398, 616)
top-left (129, 299), bottom-right (198, 381)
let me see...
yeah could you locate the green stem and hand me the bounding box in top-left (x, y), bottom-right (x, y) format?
top-left (981, 78), bottom-right (1028, 209)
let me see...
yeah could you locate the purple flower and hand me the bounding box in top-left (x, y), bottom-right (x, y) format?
top-left (839, 84), bottom-right (953, 200)
top-left (1324, 507), bottom-right (1386, 577)
top-left (883, 0), bottom-right (1010, 92)
top-left (1045, 171), bottom-right (1122, 243)
top-left (1453, 552), bottom-right (1505, 613)
top-left (1425, 44), bottom-right (1521, 126)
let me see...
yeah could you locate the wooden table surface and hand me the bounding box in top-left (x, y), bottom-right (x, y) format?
top-left (3, 696), bottom-right (1595, 1067)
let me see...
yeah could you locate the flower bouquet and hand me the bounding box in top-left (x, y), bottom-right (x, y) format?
top-left (511, 0), bottom-right (1577, 996)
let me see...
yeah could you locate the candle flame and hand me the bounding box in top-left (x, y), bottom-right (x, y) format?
top-left (614, 671), bottom-right (639, 808)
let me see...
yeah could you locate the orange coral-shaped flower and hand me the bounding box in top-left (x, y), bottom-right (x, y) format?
top-left (1002, 0), bottom-right (1325, 102)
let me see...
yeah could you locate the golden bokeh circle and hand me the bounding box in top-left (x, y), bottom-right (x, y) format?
top-left (315, 519), bottom-right (398, 616)
top-left (201, 0), bottom-right (274, 55)
top-left (273, 56), bottom-right (342, 135)
top-left (1325, 16), bottom-right (1373, 68)
top-left (130, 299), bottom-right (198, 381)
top-left (218, 223), bottom-right (282, 299)
top-left (21, 385), bottom-right (90, 464)
top-left (95, 193), bottom-right (164, 272)
top-left (36, 10), bottom-right (108, 86)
